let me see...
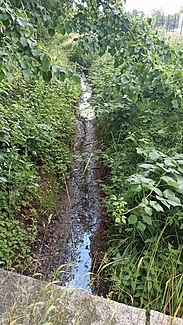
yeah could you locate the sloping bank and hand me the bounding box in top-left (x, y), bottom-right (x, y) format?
top-left (78, 37), bottom-right (183, 317)
top-left (0, 35), bottom-right (81, 271)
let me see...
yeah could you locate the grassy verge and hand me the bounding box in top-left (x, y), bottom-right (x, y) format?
top-left (88, 45), bottom-right (183, 316)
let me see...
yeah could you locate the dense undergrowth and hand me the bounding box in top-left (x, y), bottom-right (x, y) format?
top-left (71, 22), bottom-right (183, 316)
top-left (1, 0), bottom-right (183, 318)
top-left (0, 35), bottom-right (80, 270)
top-left (88, 44), bottom-right (183, 316)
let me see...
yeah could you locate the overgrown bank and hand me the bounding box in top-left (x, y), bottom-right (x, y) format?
top-left (72, 15), bottom-right (183, 317)
top-left (0, 35), bottom-right (81, 270)
top-left (1, 0), bottom-right (183, 318)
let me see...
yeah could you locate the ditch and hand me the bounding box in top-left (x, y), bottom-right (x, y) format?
top-left (27, 77), bottom-right (102, 292)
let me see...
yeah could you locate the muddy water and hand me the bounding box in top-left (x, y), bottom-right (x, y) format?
top-left (60, 78), bottom-right (100, 290)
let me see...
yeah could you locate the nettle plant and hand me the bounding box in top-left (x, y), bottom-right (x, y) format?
top-left (106, 144), bottom-right (183, 233)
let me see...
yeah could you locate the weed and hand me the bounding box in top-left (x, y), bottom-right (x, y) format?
top-left (0, 35), bottom-right (81, 269)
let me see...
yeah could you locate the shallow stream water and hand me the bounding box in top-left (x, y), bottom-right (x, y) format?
top-left (28, 77), bottom-right (100, 292)
top-left (60, 77), bottom-right (100, 290)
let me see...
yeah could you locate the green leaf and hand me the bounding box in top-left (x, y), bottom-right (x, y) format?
top-left (149, 200), bottom-right (164, 212)
top-left (163, 189), bottom-right (176, 199)
top-left (42, 70), bottom-right (52, 82)
top-left (0, 70), bottom-right (5, 81)
top-left (149, 150), bottom-right (163, 161)
top-left (136, 147), bottom-right (146, 155)
top-left (72, 73), bottom-right (81, 84)
top-left (161, 176), bottom-right (179, 188)
top-left (139, 163), bottom-right (157, 171)
top-left (0, 177), bottom-right (7, 183)
top-left (20, 36), bottom-right (28, 47)
top-left (22, 68), bottom-right (32, 78)
top-left (41, 55), bottom-right (51, 72)
top-left (17, 17), bottom-right (28, 28)
top-left (144, 206), bottom-right (153, 216)
top-left (156, 196), bottom-right (170, 209)
top-left (142, 215), bottom-right (152, 225)
top-left (130, 184), bottom-right (142, 193)
top-left (142, 198), bottom-right (149, 205)
top-left (19, 59), bottom-right (27, 69)
top-left (137, 221), bottom-right (146, 231)
top-left (167, 199), bottom-right (181, 207)
top-left (128, 214), bottom-right (138, 224)
top-left (48, 28), bottom-right (55, 37)
top-left (171, 100), bottom-right (179, 109)
top-left (115, 217), bottom-right (121, 223)
top-left (153, 187), bottom-right (163, 196)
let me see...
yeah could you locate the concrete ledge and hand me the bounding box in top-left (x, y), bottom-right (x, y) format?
top-left (0, 269), bottom-right (182, 324)
top-left (0, 269), bottom-right (145, 324)
top-left (150, 310), bottom-right (183, 325)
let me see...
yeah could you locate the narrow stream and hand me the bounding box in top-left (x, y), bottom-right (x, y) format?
top-left (28, 77), bottom-right (100, 292)
top-left (62, 77), bottom-right (100, 290)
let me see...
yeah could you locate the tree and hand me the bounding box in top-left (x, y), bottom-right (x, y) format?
top-left (0, 0), bottom-right (75, 81)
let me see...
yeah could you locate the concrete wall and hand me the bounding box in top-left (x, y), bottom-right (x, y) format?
top-left (0, 269), bottom-right (182, 325)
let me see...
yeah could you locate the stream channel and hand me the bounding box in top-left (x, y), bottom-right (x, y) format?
top-left (29, 77), bottom-right (101, 292)
top-left (63, 76), bottom-right (100, 290)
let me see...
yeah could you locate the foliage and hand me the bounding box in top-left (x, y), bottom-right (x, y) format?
top-left (0, 214), bottom-right (35, 269)
top-left (84, 10), bottom-right (183, 315)
top-left (0, 1), bottom-right (49, 80)
top-left (0, 0), bottom-right (79, 81)
top-left (0, 35), bottom-right (80, 268)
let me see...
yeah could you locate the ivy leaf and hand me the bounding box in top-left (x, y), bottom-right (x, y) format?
top-left (176, 175), bottom-right (183, 189)
top-left (164, 157), bottom-right (174, 167)
top-left (20, 36), bottom-right (28, 47)
top-left (136, 147), bottom-right (146, 155)
top-left (19, 59), bottom-right (27, 69)
top-left (16, 17), bottom-right (28, 28)
top-left (41, 55), bottom-right (51, 72)
top-left (22, 68), bottom-right (32, 78)
top-left (42, 70), bottom-right (52, 82)
top-left (130, 184), bottom-right (142, 193)
top-left (142, 198), bottom-right (149, 205)
top-left (149, 150), bottom-right (163, 161)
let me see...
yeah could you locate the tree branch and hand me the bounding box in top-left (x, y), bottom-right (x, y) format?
top-left (89, 0), bottom-right (98, 18)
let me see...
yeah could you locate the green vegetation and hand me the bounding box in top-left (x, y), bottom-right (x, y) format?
top-left (77, 8), bottom-right (183, 318)
top-left (0, 0), bottom-right (75, 81)
top-left (0, 34), bottom-right (80, 269)
top-left (1, 0), bottom-right (183, 319)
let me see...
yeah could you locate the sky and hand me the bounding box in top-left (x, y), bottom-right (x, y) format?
top-left (124, 0), bottom-right (183, 15)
